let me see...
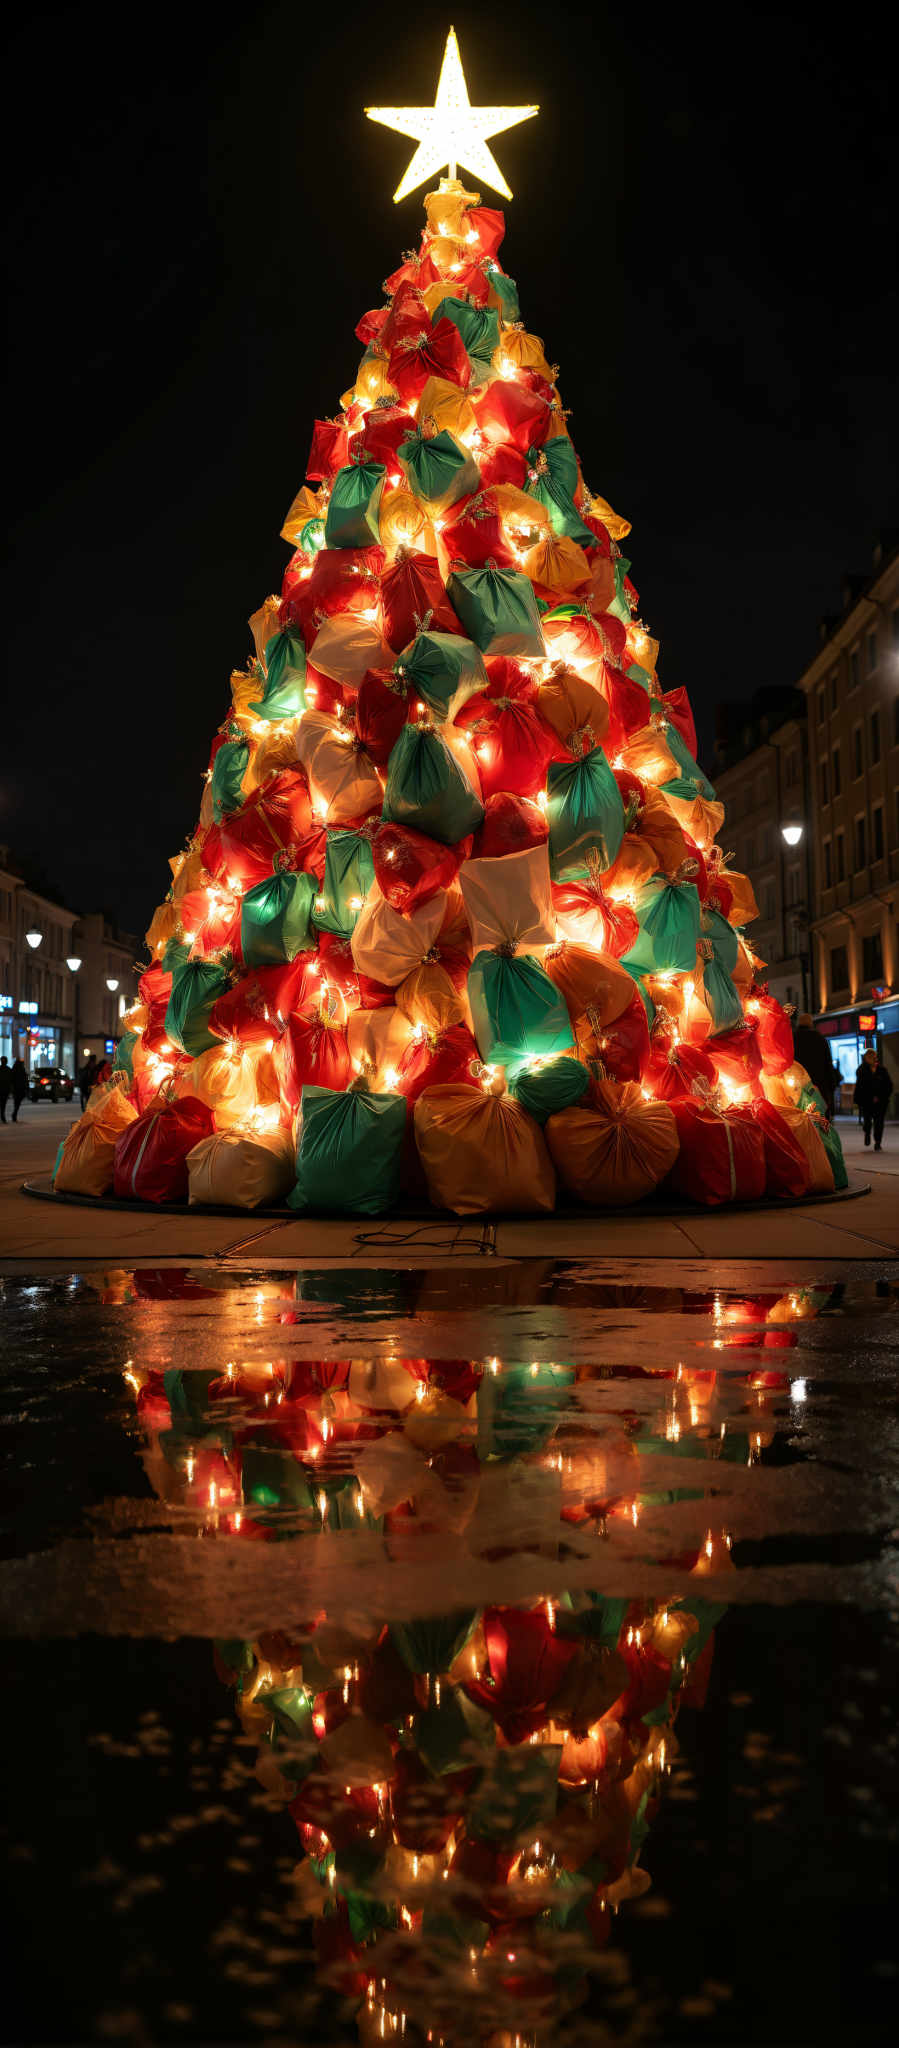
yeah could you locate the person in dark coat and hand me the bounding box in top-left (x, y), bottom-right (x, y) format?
top-left (11, 1058), bottom-right (28, 1121)
top-left (793, 1015), bottom-right (838, 1118)
top-left (854, 1049), bottom-right (892, 1150)
top-left (0, 1057), bottom-right (11, 1122)
top-left (78, 1053), bottom-right (98, 1109)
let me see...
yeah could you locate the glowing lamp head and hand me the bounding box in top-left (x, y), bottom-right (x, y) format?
top-left (781, 822), bottom-right (804, 848)
top-left (25, 929), bottom-right (42, 950)
top-left (66, 956), bottom-right (81, 974)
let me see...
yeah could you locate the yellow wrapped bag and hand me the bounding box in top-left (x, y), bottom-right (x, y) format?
top-left (295, 710), bottom-right (382, 825)
top-left (776, 1103), bottom-right (835, 1193)
top-left (396, 960), bottom-right (467, 1035)
top-left (601, 835), bottom-right (658, 902)
top-left (761, 1061), bottom-right (812, 1110)
top-left (173, 1042), bottom-right (278, 1127)
top-left (416, 375), bottom-right (477, 443)
top-left (347, 1006), bottom-right (415, 1087)
top-left (246, 721), bottom-right (301, 791)
top-left (414, 1083), bottom-right (556, 1215)
top-left (351, 887), bottom-right (447, 988)
top-left (586, 491), bottom-right (631, 541)
top-left (522, 530), bottom-right (592, 600)
top-left (248, 596), bottom-right (282, 662)
top-left (720, 866), bottom-right (761, 926)
top-left (186, 1129), bottom-right (294, 1210)
top-left (618, 723), bottom-right (678, 786)
top-left (56, 1084), bottom-right (138, 1197)
top-left (280, 485), bottom-right (325, 547)
top-left (169, 845), bottom-right (210, 901)
top-left (546, 1078), bottom-right (679, 1206)
top-left (379, 487), bottom-right (435, 554)
top-left (538, 668), bottom-right (609, 751)
top-left (661, 787), bottom-right (725, 852)
top-left (459, 843), bottom-right (555, 953)
top-left (145, 899), bottom-right (181, 957)
top-left (495, 328), bottom-right (554, 383)
top-left (310, 615), bottom-right (392, 690)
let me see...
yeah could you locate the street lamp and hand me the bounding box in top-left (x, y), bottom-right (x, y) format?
top-left (67, 957), bottom-right (82, 1083)
top-left (781, 823), bottom-right (804, 848)
top-left (66, 956), bottom-right (81, 974)
top-left (25, 928), bottom-right (42, 949)
top-left (105, 977), bottom-right (119, 992)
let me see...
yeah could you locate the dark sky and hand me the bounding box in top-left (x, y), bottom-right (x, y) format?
top-left (6, 0), bottom-right (897, 937)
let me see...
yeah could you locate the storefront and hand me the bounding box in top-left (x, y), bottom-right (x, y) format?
top-left (817, 998), bottom-right (899, 1114)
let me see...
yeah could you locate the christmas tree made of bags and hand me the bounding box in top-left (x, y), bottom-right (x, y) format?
top-left (56, 178), bottom-right (847, 1214)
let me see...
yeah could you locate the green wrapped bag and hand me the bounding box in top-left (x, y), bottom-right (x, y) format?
top-left (608, 551), bottom-right (633, 624)
top-left (164, 958), bottom-right (230, 1057)
top-left (525, 439), bottom-right (595, 546)
top-left (298, 515), bottom-right (325, 557)
top-left (288, 1083), bottom-right (406, 1215)
top-left (324, 458), bottom-right (386, 549)
top-left (803, 1099), bottom-right (848, 1189)
top-left (700, 907), bottom-right (743, 1035)
top-left (383, 723), bottom-right (484, 844)
top-left (547, 746), bottom-right (625, 881)
top-left (249, 630), bottom-right (307, 723)
top-left (390, 1613), bottom-right (478, 1676)
top-left (211, 732), bottom-right (250, 821)
top-left (312, 830), bottom-right (375, 937)
top-left (395, 630), bottom-right (487, 723)
top-left (161, 936), bottom-right (191, 975)
top-left (240, 870), bottom-right (316, 968)
top-left (432, 295), bottom-right (501, 380)
top-left (511, 1054), bottom-right (590, 1124)
top-left (661, 722), bottom-right (717, 802)
top-left (621, 876), bottom-right (702, 976)
top-left (487, 265), bottom-right (520, 320)
top-left (398, 427), bottom-right (481, 515)
top-left (111, 1030), bottom-right (138, 1081)
top-left (446, 563), bottom-right (546, 658)
top-left (468, 950), bottom-right (575, 1071)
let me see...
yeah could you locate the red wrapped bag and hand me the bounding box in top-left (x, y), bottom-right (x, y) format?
top-left (180, 885), bottom-right (240, 961)
top-left (372, 820), bottom-right (467, 912)
top-left (285, 545), bottom-right (384, 642)
top-left (354, 670), bottom-right (410, 767)
top-left (306, 419), bottom-right (348, 482)
top-left (665, 1096), bottom-right (766, 1206)
top-left (475, 440), bottom-right (527, 489)
top-left (316, 932), bottom-right (394, 1009)
top-left (456, 658), bottom-right (556, 801)
top-left (707, 1020), bottom-right (764, 1094)
top-left (356, 405), bottom-right (418, 478)
top-left (395, 1022), bottom-right (480, 1106)
top-left (354, 307), bottom-right (388, 346)
top-left (658, 686), bottom-right (697, 758)
top-left (706, 876), bottom-right (735, 920)
top-left (463, 206), bottom-right (506, 259)
top-left (475, 380), bottom-right (552, 451)
top-left (301, 662), bottom-right (344, 720)
top-left (748, 992), bottom-right (794, 1075)
top-left (380, 281), bottom-right (431, 350)
top-left (551, 876), bottom-right (638, 956)
top-left (599, 663), bottom-right (655, 754)
top-left (388, 317), bottom-right (470, 405)
top-left (380, 551), bottom-right (461, 652)
top-left (644, 1036), bottom-right (716, 1101)
top-left (113, 1095), bottom-right (215, 1204)
top-left (585, 986), bottom-right (651, 1083)
top-left (440, 489), bottom-right (517, 569)
top-left (276, 1003), bottom-right (352, 1113)
top-left (472, 792), bottom-right (548, 859)
top-left (203, 772), bottom-right (312, 891)
top-left (138, 964), bottom-right (175, 1055)
top-left (741, 1099), bottom-right (811, 1199)
top-left (542, 601), bottom-right (627, 674)
top-left (208, 957), bottom-right (311, 1047)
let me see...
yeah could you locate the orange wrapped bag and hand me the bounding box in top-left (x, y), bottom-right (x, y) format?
top-left (618, 722), bottom-right (679, 785)
top-left (396, 959), bottom-right (467, 1035)
top-left (662, 786), bottom-right (725, 852)
top-left (495, 327), bottom-right (554, 383)
top-left (522, 531), bottom-right (592, 601)
top-left (248, 595), bottom-right (282, 662)
top-left (544, 942), bottom-right (634, 1028)
top-left (170, 845), bottom-right (210, 902)
top-left (145, 899), bottom-right (181, 958)
top-left (546, 1077), bottom-right (679, 1206)
top-left (413, 1083), bottom-right (556, 1215)
top-left (633, 788), bottom-right (689, 876)
top-left (173, 1041), bottom-right (279, 1127)
top-left (55, 1081), bottom-right (139, 1197)
top-left (347, 1006), bottom-right (415, 1087)
top-left (772, 1103), bottom-right (836, 1192)
top-left (761, 1060), bottom-right (812, 1110)
top-left (602, 835), bottom-right (657, 901)
top-left (538, 668), bottom-right (609, 753)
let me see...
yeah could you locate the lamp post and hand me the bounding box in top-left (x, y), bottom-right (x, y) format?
top-left (780, 822), bottom-right (807, 1012)
top-left (66, 957), bottom-right (81, 1085)
top-left (22, 926), bottom-right (42, 1066)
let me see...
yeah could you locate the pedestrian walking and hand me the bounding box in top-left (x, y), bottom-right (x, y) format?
top-left (853, 1049), bottom-right (892, 1151)
top-left (78, 1053), bottom-right (98, 1109)
top-left (793, 1015), bottom-right (838, 1119)
top-left (0, 1056), bottom-right (11, 1123)
top-left (11, 1058), bottom-right (28, 1122)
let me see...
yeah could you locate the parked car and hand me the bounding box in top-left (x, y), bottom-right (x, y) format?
top-left (29, 1065), bottom-right (74, 1103)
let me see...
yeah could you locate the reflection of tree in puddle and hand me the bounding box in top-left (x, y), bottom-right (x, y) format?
top-left (120, 1277), bottom-right (830, 2045)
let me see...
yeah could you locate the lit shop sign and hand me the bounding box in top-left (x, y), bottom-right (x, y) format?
top-left (0, 994), bottom-right (12, 1011)
top-left (18, 1000), bottom-right (38, 1015)
top-left (105, 1039), bottom-right (116, 1055)
top-left (857, 1012), bottom-right (877, 1032)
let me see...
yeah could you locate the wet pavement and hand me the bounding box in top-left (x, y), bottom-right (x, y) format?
top-left (1, 1261), bottom-right (897, 2046)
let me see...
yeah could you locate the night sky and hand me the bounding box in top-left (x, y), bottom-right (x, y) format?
top-left (6, 0), bottom-right (897, 938)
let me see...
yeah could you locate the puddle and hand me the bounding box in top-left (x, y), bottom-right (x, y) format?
top-left (1, 1266), bottom-right (897, 2045)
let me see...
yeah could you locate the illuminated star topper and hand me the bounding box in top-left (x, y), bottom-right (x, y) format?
top-left (365, 26), bottom-right (538, 204)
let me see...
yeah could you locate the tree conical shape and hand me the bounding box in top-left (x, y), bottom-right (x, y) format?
top-left (61, 181), bottom-right (846, 1211)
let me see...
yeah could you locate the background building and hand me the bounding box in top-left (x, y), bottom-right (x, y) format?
top-left (713, 688), bottom-right (812, 1013)
top-left (0, 846), bottom-right (140, 1077)
top-left (796, 536), bottom-right (899, 1098)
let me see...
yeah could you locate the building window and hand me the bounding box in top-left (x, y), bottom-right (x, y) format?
top-left (862, 931), bottom-right (884, 982)
top-left (817, 684), bottom-right (826, 724)
top-left (830, 669), bottom-right (839, 713)
top-left (835, 830), bottom-right (846, 882)
top-left (855, 816), bottom-right (866, 871)
top-left (870, 708), bottom-right (881, 764)
top-left (784, 747), bottom-right (799, 788)
top-left (867, 628), bottom-right (878, 674)
top-left (849, 646), bottom-right (861, 691)
top-left (872, 803), bottom-right (884, 862)
top-left (832, 745), bottom-right (841, 797)
top-left (852, 724), bottom-right (863, 779)
top-left (820, 758), bottom-right (829, 807)
top-left (830, 943), bottom-right (849, 991)
top-left (823, 838), bottom-right (832, 888)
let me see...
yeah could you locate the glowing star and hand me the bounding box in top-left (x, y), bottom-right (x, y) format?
top-left (365, 26), bottom-right (537, 204)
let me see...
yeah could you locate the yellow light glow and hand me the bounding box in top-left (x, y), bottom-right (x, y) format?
top-left (365, 27), bottom-right (538, 203)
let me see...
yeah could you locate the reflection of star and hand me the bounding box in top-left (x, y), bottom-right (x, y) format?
top-left (365, 26), bottom-right (538, 204)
